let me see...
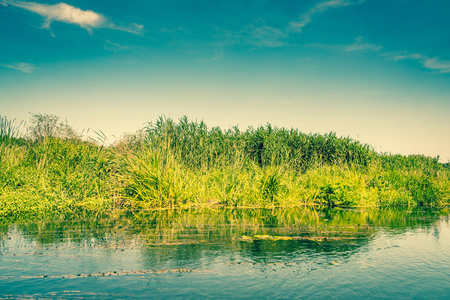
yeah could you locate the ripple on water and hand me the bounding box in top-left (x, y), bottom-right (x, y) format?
top-left (1, 208), bottom-right (450, 299)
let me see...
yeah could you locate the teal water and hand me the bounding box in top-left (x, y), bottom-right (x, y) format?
top-left (1, 208), bottom-right (449, 299)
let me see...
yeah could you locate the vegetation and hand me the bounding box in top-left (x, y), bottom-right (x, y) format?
top-left (1, 114), bottom-right (449, 219)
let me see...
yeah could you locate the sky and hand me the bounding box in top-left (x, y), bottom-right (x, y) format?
top-left (1, 0), bottom-right (450, 162)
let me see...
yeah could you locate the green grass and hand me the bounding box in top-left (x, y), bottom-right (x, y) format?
top-left (1, 114), bottom-right (449, 219)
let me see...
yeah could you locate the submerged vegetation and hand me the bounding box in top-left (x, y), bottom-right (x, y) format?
top-left (1, 114), bottom-right (449, 219)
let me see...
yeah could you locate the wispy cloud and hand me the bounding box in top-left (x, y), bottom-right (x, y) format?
top-left (289, 0), bottom-right (365, 33)
top-left (196, 51), bottom-right (224, 63)
top-left (307, 36), bottom-right (382, 52)
top-left (345, 37), bottom-right (382, 52)
top-left (214, 21), bottom-right (288, 48)
top-left (388, 53), bottom-right (424, 61)
top-left (210, 0), bottom-right (364, 50)
top-left (245, 24), bottom-right (288, 48)
top-left (386, 52), bottom-right (450, 74)
top-left (158, 26), bottom-right (190, 34)
top-left (2, 0), bottom-right (143, 35)
top-left (423, 58), bottom-right (450, 73)
top-left (104, 40), bottom-right (133, 52)
top-left (306, 35), bottom-right (450, 74)
top-left (0, 62), bottom-right (38, 73)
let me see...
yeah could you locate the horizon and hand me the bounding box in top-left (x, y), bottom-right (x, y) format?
top-left (1, 0), bottom-right (450, 162)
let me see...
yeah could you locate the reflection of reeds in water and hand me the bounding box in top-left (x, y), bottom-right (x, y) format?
top-left (1, 208), bottom-right (446, 270)
top-left (5, 207), bottom-right (446, 247)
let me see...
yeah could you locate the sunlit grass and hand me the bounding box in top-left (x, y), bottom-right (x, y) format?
top-left (1, 114), bottom-right (449, 219)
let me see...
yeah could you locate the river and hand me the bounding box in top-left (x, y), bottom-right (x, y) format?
top-left (1, 208), bottom-right (449, 299)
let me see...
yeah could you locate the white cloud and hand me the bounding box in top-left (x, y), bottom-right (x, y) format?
top-left (0, 62), bottom-right (38, 73)
top-left (423, 58), bottom-right (450, 73)
top-left (386, 52), bottom-right (450, 73)
top-left (289, 0), bottom-right (365, 33)
top-left (345, 37), bottom-right (382, 52)
top-left (111, 23), bottom-right (143, 35)
top-left (305, 39), bottom-right (450, 74)
top-left (215, 22), bottom-right (288, 48)
top-left (104, 40), bottom-right (132, 52)
top-left (3, 0), bottom-right (143, 35)
top-left (307, 37), bottom-right (381, 52)
top-left (211, 0), bottom-right (364, 49)
top-left (388, 53), bottom-right (424, 61)
top-left (245, 24), bottom-right (288, 48)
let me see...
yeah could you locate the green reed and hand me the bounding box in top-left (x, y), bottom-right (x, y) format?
top-left (1, 114), bottom-right (450, 219)
top-left (117, 116), bottom-right (449, 209)
top-left (142, 116), bottom-right (374, 171)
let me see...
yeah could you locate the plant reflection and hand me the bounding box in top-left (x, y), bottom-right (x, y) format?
top-left (1, 207), bottom-right (448, 268)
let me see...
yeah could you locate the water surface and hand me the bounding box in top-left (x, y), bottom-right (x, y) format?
top-left (1, 208), bottom-right (449, 299)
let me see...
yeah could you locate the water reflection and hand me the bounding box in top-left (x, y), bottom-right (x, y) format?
top-left (0, 207), bottom-right (449, 299)
top-left (1, 208), bottom-right (446, 264)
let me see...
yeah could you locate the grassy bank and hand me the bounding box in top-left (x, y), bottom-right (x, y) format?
top-left (1, 114), bottom-right (449, 219)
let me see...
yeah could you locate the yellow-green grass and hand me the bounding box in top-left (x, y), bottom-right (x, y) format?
top-left (1, 114), bottom-right (449, 220)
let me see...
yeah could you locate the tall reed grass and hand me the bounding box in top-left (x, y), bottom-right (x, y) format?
top-left (0, 115), bottom-right (25, 145)
top-left (118, 116), bottom-right (450, 209)
top-left (1, 114), bottom-right (449, 219)
top-left (141, 116), bottom-right (374, 170)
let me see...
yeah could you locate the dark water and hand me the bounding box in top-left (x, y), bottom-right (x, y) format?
top-left (1, 208), bottom-right (449, 299)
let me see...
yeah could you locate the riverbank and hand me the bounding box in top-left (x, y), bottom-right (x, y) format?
top-left (1, 114), bottom-right (449, 219)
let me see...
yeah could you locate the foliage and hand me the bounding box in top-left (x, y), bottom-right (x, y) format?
top-left (28, 113), bottom-right (80, 141)
top-left (0, 116), bottom-right (117, 218)
top-left (143, 116), bottom-right (374, 171)
top-left (1, 114), bottom-right (450, 219)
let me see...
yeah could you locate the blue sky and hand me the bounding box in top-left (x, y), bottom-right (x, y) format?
top-left (1, 0), bottom-right (450, 161)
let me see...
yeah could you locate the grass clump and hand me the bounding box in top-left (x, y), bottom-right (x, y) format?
top-left (1, 114), bottom-right (450, 219)
top-left (0, 114), bottom-right (117, 220)
top-left (118, 116), bottom-right (450, 210)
